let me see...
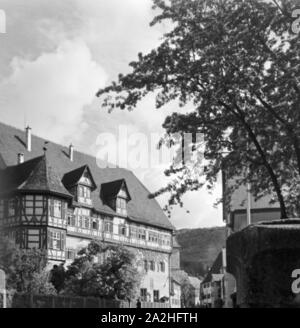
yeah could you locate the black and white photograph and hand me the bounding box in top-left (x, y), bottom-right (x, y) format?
top-left (0, 0), bottom-right (300, 315)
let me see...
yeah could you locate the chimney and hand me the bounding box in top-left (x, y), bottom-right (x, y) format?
top-left (69, 144), bottom-right (74, 162)
top-left (17, 153), bottom-right (24, 164)
top-left (25, 126), bottom-right (32, 152)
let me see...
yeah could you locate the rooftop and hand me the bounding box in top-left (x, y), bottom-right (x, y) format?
top-left (0, 121), bottom-right (174, 231)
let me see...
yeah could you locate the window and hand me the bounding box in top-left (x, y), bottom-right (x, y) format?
top-left (153, 290), bottom-right (160, 302)
top-left (149, 232), bottom-right (158, 243)
top-left (140, 288), bottom-right (147, 302)
top-left (150, 261), bottom-right (155, 271)
top-left (138, 228), bottom-right (146, 240)
top-left (159, 262), bottom-right (165, 272)
top-left (161, 235), bottom-right (171, 246)
top-left (49, 230), bottom-right (64, 250)
top-left (119, 224), bottom-right (126, 236)
top-left (68, 215), bottom-right (76, 227)
top-left (130, 226), bottom-right (138, 238)
top-left (27, 229), bottom-right (40, 249)
top-left (116, 197), bottom-right (127, 215)
top-left (144, 260), bottom-right (148, 271)
top-left (84, 217), bottom-right (90, 229)
top-left (79, 185), bottom-right (91, 199)
top-left (25, 195), bottom-right (45, 217)
top-left (53, 200), bottom-right (62, 218)
top-left (104, 220), bottom-right (113, 234)
top-left (92, 220), bottom-right (98, 230)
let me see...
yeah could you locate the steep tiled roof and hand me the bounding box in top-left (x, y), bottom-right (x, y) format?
top-left (0, 122), bottom-right (174, 230)
top-left (101, 179), bottom-right (131, 201)
top-left (0, 155), bottom-right (72, 197)
top-left (62, 165), bottom-right (97, 190)
top-left (201, 251), bottom-right (223, 284)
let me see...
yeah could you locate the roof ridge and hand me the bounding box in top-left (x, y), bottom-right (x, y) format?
top-left (0, 121), bottom-right (131, 172)
top-left (44, 154), bottom-right (51, 191)
top-left (0, 121), bottom-right (174, 230)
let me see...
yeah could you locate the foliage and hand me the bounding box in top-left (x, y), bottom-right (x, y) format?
top-left (97, 0), bottom-right (300, 218)
top-left (181, 278), bottom-right (195, 308)
top-left (28, 270), bottom-right (57, 295)
top-left (0, 236), bottom-right (51, 294)
top-left (63, 240), bottom-right (141, 300)
top-left (177, 226), bottom-right (226, 276)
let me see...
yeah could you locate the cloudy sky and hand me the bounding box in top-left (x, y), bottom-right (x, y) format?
top-left (0, 0), bottom-right (223, 229)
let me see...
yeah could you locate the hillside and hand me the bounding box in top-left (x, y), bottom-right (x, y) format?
top-left (176, 226), bottom-right (226, 277)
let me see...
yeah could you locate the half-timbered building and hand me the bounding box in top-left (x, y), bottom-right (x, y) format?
top-left (0, 122), bottom-right (175, 303)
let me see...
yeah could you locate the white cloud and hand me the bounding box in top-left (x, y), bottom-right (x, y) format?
top-left (0, 39), bottom-right (107, 144)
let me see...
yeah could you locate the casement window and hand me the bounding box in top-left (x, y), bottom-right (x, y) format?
top-left (148, 232), bottom-right (158, 243)
top-left (49, 230), bottom-right (64, 250)
top-left (24, 195), bottom-right (45, 216)
top-left (68, 215), bottom-right (76, 227)
top-left (138, 228), bottom-right (146, 240)
top-left (53, 200), bottom-right (62, 218)
top-left (159, 262), bottom-right (166, 272)
top-left (79, 185), bottom-right (91, 199)
top-left (104, 220), bottom-right (113, 234)
top-left (119, 224), bottom-right (126, 236)
top-left (161, 235), bottom-right (171, 246)
top-left (92, 219), bottom-right (98, 230)
top-left (153, 290), bottom-right (160, 302)
top-left (116, 197), bottom-right (127, 215)
top-left (140, 288), bottom-right (147, 302)
top-left (130, 226), bottom-right (138, 238)
top-left (27, 229), bottom-right (40, 249)
top-left (78, 216), bottom-right (83, 228)
top-left (150, 261), bottom-right (155, 271)
top-left (84, 217), bottom-right (90, 229)
top-left (49, 198), bottom-right (63, 218)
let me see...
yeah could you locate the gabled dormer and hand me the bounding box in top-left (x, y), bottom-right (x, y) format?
top-left (62, 165), bottom-right (97, 206)
top-left (101, 179), bottom-right (131, 216)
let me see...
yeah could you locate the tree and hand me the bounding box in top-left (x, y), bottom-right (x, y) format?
top-left (63, 241), bottom-right (141, 300)
top-left (0, 236), bottom-right (54, 294)
top-left (180, 277), bottom-right (195, 308)
top-left (97, 0), bottom-right (300, 218)
top-left (28, 270), bottom-right (57, 295)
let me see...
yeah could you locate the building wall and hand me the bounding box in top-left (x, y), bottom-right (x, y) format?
top-left (223, 175), bottom-right (281, 233)
top-left (170, 281), bottom-right (181, 308)
top-left (170, 248), bottom-right (180, 269)
top-left (231, 209), bottom-right (281, 232)
top-left (0, 194), bottom-right (173, 303)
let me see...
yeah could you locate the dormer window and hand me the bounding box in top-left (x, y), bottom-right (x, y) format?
top-left (101, 179), bottom-right (131, 217)
top-left (62, 165), bottom-right (96, 207)
top-left (79, 185), bottom-right (91, 200)
top-left (116, 197), bottom-right (127, 216)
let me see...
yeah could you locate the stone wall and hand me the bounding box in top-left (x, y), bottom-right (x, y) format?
top-left (227, 220), bottom-right (300, 308)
